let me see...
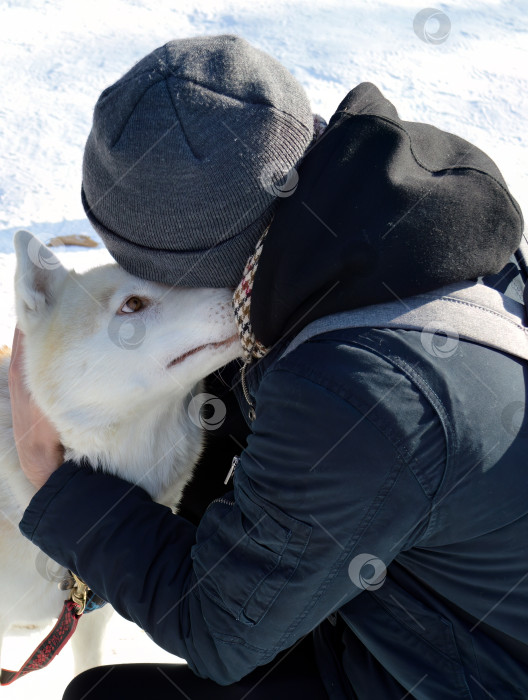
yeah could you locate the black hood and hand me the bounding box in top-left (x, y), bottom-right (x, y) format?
top-left (251, 82), bottom-right (524, 348)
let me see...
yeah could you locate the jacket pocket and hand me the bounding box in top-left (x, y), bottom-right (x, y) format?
top-left (192, 483), bottom-right (311, 627)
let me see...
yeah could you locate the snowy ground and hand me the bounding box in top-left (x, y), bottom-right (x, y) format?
top-left (0, 0), bottom-right (527, 696)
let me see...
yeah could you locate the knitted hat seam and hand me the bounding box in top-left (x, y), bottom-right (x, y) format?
top-left (104, 66), bottom-right (313, 149)
top-left (171, 75), bottom-right (318, 135)
top-left (96, 76), bottom-right (314, 171)
top-left (162, 78), bottom-right (201, 160)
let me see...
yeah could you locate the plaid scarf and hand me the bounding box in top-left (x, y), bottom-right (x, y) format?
top-left (232, 228), bottom-right (270, 363)
top-left (232, 114), bottom-right (327, 363)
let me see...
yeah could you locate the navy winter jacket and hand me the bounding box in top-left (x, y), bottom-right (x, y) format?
top-left (19, 84), bottom-right (528, 697)
top-left (20, 268), bottom-right (528, 698)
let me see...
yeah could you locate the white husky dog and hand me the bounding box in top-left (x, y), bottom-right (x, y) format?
top-left (0, 229), bottom-right (242, 678)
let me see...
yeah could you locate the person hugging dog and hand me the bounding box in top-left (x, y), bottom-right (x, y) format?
top-left (10, 35), bottom-right (528, 699)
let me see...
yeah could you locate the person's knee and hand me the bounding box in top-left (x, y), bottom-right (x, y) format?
top-left (62, 665), bottom-right (116, 700)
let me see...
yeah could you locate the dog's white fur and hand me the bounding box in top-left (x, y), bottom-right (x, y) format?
top-left (0, 229), bottom-right (242, 678)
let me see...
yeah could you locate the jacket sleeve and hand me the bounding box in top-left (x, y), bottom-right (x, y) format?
top-left (19, 342), bottom-right (444, 684)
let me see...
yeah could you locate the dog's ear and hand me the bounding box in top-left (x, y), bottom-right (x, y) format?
top-left (14, 230), bottom-right (68, 329)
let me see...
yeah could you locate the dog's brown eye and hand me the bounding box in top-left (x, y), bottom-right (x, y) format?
top-left (120, 296), bottom-right (144, 314)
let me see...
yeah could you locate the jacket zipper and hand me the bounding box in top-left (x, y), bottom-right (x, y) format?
top-left (224, 455), bottom-right (239, 485)
top-left (205, 456), bottom-right (239, 511)
top-left (209, 497), bottom-right (235, 508)
top-left (240, 361), bottom-right (256, 422)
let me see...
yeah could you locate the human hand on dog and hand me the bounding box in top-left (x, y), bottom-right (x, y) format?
top-left (8, 327), bottom-right (64, 490)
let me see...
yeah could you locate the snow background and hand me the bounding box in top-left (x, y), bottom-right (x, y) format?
top-left (0, 0), bottom-right (526, 696)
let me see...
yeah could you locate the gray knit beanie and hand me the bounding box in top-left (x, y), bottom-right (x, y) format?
top-left (81, 35), bottom-right (314, 287)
